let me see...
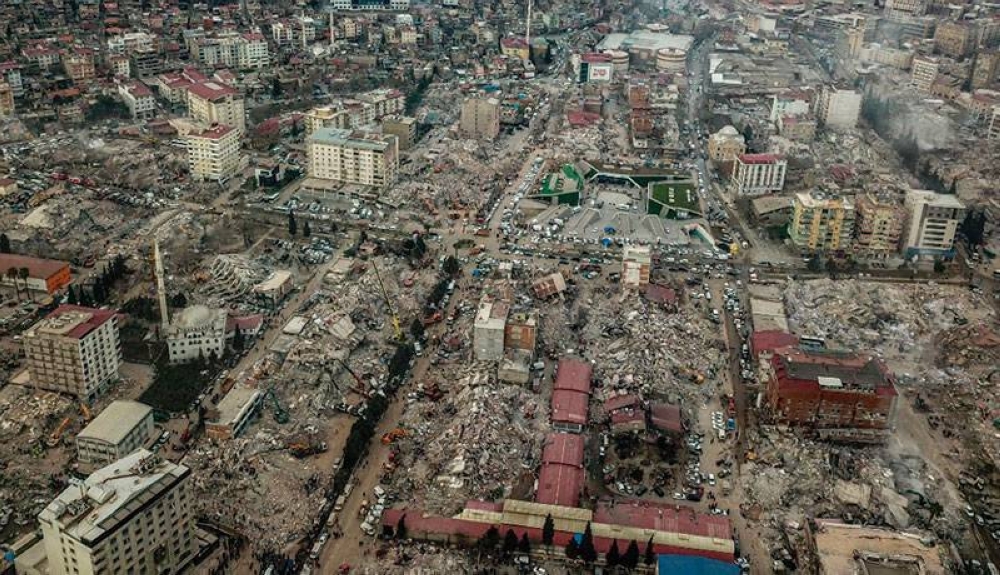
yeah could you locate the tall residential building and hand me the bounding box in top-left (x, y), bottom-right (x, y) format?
top-left (854, 193), bottom-right (906, 257)
top-left (304, 105), bottom-right (356, 134)
top-left (707, 126), bottom-right (746, 162)
top-left (382, 116), bottom-right (417, 150)
top-left (934, 21), bottom-right (975, 58)
top-left (118, 81), bottom-right (157, 119)
top-left (186, 124), bottom-right (245, 182)
top-left (622, 246), bottom-right (652, 288)
top-left (730, 154), bottom-right (787, 196)
top-left (910, 56), bottom-right (939, 92)
top-left (166, 305), bottom-right (227, 364)
top-left (789, 192), bottom-right (856, 253)
top-left (76, 400), bottom-right (155, 467)
top-left (884, 0), bottom-right (926, 19)
top-left (902, 189), bottom-right (965, 259)
top-left (474, 299), bottom-right (508, 361)
top-left (0, 81), bottom-right (13, 116)
top-left (24, 306), bottom-right (121, 402)
top-left (307, 128), bottom-right (399, 190)
top-left (460, 97), bottom-right (500, 140)
top-left (813, 86), bottom-right (862, 130)
top-left (972, 52), bottom-right (1000, 90)
top-left (192, 32), bottom-right (270, 70)
top-left (989, 105), bottom-right (1000, 139)
top-left (764, 345), bottom-right (899, 439)
top-left (186, 81), bottom-right (246, 134)
top-left (35, 450), bottom-right (195, 575)
top-left (63, 51), bottom-right (97, 84)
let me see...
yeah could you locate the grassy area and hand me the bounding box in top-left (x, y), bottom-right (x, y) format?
top-left (648, 181), bottom-right (698, 217)
top-left (139, 360), bottom-right (219, 415)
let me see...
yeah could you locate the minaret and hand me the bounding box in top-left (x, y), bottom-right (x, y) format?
top-left (525, 0), bottom-right (532, 51)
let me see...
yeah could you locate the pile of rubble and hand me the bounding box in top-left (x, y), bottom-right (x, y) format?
top-left (186, 430), bottom-right (333, 550)
top-left (582, 294), bottom-right (728, 408)
top-left (388, 370), bottom-right (548, 515)
top-left (354, 541), bottom-right (475, 574)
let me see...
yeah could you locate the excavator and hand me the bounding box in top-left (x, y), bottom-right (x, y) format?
top-left (47, 417), bottom-right (72, 448)
top-left (263, 387), bottom-right (290, 424)
top-left (381, 427), bottom-right (407, 445)
top-left (80, 403), bottom-right (92, 421)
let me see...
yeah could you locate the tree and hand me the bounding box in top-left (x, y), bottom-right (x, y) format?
top-left (479, 526), bottom-right (500, 553)
top-left (0, 233), bottom-right (9, 253)
top-left (6, 267), bottom-right (19, 301)
top-left (232, 326), bottom-right (246, 351)
top-left (171, 293), bottom-right (188, 308)
top-left (933, 258), bottom-right (946, 274)
top-left (623, 540), bottom-right (640, 570)
top-left (564, 538), bottom-right (580, 561)
top-left (409, 317), bottom-right (425, 341)
top-left (503, 529), bottom-right (519, 558)
top-left (79, 288), bottom-right (93, 307)
top-left (67, 285), bottom-right (78, 305)
top-left (806, 257), bottom-right (823, 273)
top-left (644, 536), bottom-right (655, 566)
top-left (606, 539), bottom-right (621, 567)
top-left (19, 267), bottom-right (31, 301)
top-left (396, 514), bottom-right (408, 539)
top-left (542, 513), bottom-right (555, 547)
top-left (443, 255), bottom-right (460, 276)
top-left (961, 209), bottom-right (987, 247)
top-left (518, 533), bottom-right (531, 554)
top-left (271, 76), bottom-right (283, 99)
top-left (303, 221), bottom-right (312, 238)
top-left (579, 522), bottom-right (598, 564)
top-left (288, 211), bottom-right (298, 236)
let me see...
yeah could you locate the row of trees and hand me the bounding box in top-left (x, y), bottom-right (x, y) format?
top-left (465, 518), bottom-right (657, 570)
top-left (287, 212), bottom-right (311, 238)
top-left (66, 255), bottom-right (129, 307)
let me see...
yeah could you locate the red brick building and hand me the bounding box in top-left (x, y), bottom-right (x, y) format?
top-left (764, 346), bottom-right (898, 441)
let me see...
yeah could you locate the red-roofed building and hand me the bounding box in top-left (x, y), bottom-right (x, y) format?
top-left (551, 359), bottom-right (592, 432)
top-left (764, 345), bottom-right (898, 441)
top-left (118, 80), bottom-right (157, 119)
top-left (567, 110), bottom-right (602, 127)
top-left (24, 306), bottom-right (122, 401)
top-left (380, 498), bottom-right (735, 563)
top-left (644, 283), bottom-right (678, 311)
top-left (649, 402), bottom-right (684, 434)
top-left (536, 433), bottom-right (585, 507)
top-left (750, 330), bottom-right (799, 361)
top-left (0, 254), bottom-right (71, 294)
top-left (500, 37), bottom-right (530, 60)
top-left (186, 79), bottom-right (246, 134)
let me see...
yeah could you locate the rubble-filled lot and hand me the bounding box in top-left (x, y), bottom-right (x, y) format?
top-left (184, 255), bottom-right (437, 550)
top-left (734, 278), bottom-right (1000, 568)
top-left (351, 541), bottom-right (477, 574)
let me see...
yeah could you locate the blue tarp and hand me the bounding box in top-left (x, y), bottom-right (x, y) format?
top-left (601, 238), bottom-right (613, 247)
top-left (604, 226), bottom-right (617, 234)
top-left (657, 555), bottom-right (740, 575)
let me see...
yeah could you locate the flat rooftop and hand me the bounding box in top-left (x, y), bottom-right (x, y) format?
top-left (812, 520), bottom-right (945, 575)
top-left (31, 305), bottom-right (116, 340)
top-left (78, 400), bottom-right (152, 445)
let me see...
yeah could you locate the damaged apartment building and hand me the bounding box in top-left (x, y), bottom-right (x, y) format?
top-left (762, 343), bottom-right (899, 443)
top-left (473, 296), bottom-right (538, 384)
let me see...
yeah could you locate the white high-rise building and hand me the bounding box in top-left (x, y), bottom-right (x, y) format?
top-left (730, 154), bottom-right (787, 196)
top-left (33, 450), bottom-right (195, 575)
top-left (814, 86), bottom-right (862, 131)
top-left (186, 124), bottom-right (245, 182)
top-left (902, 190), bottom-right (966, 259)
top-left (307, 128), bottom-right (399, 190)
top-left (460, 97), bottom-right (500, 140)
top-left (23, 306), bottom-right (121, 402)
top-left (186, 80), bottom-right (246, 134)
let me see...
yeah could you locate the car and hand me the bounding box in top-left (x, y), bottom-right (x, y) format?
top-left (673, 492), bottom-right (686, 500)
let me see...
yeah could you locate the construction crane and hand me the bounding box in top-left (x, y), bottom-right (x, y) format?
top-left (264, 387), bottom-right (290, 424)
top-left (370, 261), bottom-right (403, 341)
